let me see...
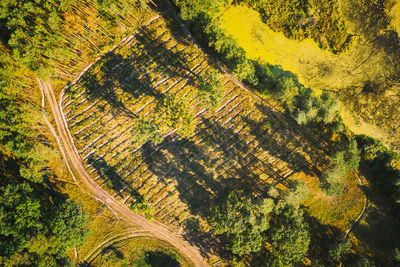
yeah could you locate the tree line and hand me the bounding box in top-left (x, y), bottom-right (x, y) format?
top-left (0, 46), bottom-right (89, 265)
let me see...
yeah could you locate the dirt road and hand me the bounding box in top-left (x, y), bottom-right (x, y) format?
top-left (37, 79), bottom-right (208, 267)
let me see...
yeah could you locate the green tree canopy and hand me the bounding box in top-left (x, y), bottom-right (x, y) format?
top-left (267, 205), bottom-right (310, 266)
top-left (207, 190), bottom-right (274, 255)
top-left (197, 70), bottom-right (224, 109)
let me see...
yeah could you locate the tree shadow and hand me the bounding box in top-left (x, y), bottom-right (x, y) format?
top-left (77, 22), bottom-right (204, 119)
top-left (181, 217), bottom-right (221, 258)
top-left (81, 50), bottom-right (151, 119)
top-left (303, 211), bottom-right (344, 266)
top-left (254, 102), bottom-right (330, 176)
top-left (135, 26), bottom-right (200, 84)
top-left (144, 251), bottom-right (180, 267)
top-left (350, 163), bottom-right (400, 266)
top-left (103, 245), bottom-right (124, 259)
top-left (140, 106), bottom-right (327, 255)
top-left (87, 154), bottom-right (144, 203)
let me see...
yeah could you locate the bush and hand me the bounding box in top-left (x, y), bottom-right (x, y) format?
top-left (207, 190), bottom-right (273, 255)
top-left (155, 94), bottom-right (197, 139)
top-left (131, 117), bottom-right (164, 146)
top-left (294, 90), bottom-right (339, 125)
top-left (197, 69), bottom-right (224, 109)
top-left (130, 198), bottom-right (154, 221)
top-left (284, 181), bottom-right (309, 206)
top-left (320, 139), bottom-right (360, 195)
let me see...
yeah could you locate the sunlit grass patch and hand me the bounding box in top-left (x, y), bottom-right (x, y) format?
top-left (292, 172), bottom-right (365, 231)
top-left (220, 5), bottom-right (387, 93)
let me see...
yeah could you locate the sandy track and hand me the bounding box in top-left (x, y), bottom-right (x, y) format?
top-left (37, 79), bottom-right (208, 267)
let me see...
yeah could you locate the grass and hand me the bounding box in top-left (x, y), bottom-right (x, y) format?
top-left (91, 237), bottom-right (193, 267)
top-left (338, 103), bottom-right (391, 149)
top-left (219, 5), bottom-right (389, 94)
top-left (390, 1), bottom-right (400, 35)
top-left (292, 171), bottom-right (365, 231)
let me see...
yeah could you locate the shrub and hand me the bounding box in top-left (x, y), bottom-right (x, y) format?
top-left (155, 94), bottom-right (197, 139)
top-left (197, 69), bottom-right (224, 109)
top-left (320, 140), bottom-right (360, 195)
top-left (130, 198), bottom-right (154, 221)
top-left (131, 117), bottom-right (164, 146)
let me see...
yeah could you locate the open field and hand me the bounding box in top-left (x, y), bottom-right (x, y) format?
top-left (219, 5), bottom-right (390, 94)
top-left (220, 3), bottom-right (400, 151)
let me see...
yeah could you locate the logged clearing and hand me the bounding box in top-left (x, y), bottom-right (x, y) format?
top-left (220, 5), bottom-right (389, 93)
top-left (62, 8), bottom-right (363, 250)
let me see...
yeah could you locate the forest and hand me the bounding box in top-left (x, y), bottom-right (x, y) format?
top-left (1, 0), bottom-right (400, 266)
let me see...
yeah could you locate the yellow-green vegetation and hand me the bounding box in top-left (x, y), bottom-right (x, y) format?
top-left (47, 131), bottom-right (185, 266)
top-left (219, 3), bottom-right (400, 153)
top-left (219, 5), bottom-right (388, 93)
top-left (3, 0), bottom-right (400, 266)
top-left (338, 103), bottom-right (392, 148)
top-left (91, 237), bottom-right (193, 267)
top-left (0, 44), bottom-right (90, 266)
top-left (390, 0), bottom-right (400, 34)
top-left (241, 0), bottom-right (351, 52)
top-left (294, 172), bottom-right (365, 231)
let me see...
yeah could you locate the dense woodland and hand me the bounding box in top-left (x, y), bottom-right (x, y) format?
top-left (0, 0), bottom-right (400, 266)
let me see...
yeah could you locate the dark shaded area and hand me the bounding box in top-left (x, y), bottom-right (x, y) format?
top-left (352, 168), bottom-right (400, 266)
top-left (254, 102), bottom-right (331, 175)
top-left (103, 245), bottom-right (124, 259)
top-left (303, 212), bottom-right (343, 266)
top-left (140, 105), bottom-right (326, 256)
top-left (362, 80), bottom-right (385, 94)
top-left (348, 135), bottom-right (400, 265)
top-left (88, 155), bottom-right (124, 191)
top-left (87, 155), bottom-right (143, 203)
top-left (144, 251), bottom-right (180, 267)
top-left (181, 217), bottom-right (221, 257)
top-left (0, 18), bottom-right (11, 45)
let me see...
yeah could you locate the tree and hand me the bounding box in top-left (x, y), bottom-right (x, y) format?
top-left (0, 55), bottom-right (89, 264)
top-left (294, 89), bottom-right (339, 125)
top-left (155, 94), bottom-right (197, 139)
top-left (0, 182), bottom-right (42, 256)
top-left (49, 199), bottom-right (89, 250)
top-left (320, 139), bottom-right (360, 196)
top-left (267, 205), bottom-right (310, 266)
top-left (197, 70), bottom-right (224, 109)
top-left (207, 191), bottom-right (274, 255)
top-left (173, 0), bottom-right (226, 21)
top-left (0, 153), bottom-right (89, 265)
top-left (284, 181), bottom-right (309, 207)
top-left (131, 117), bottom-right (164, 146)
top-left (328, 239), bottom-right (352, 263)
